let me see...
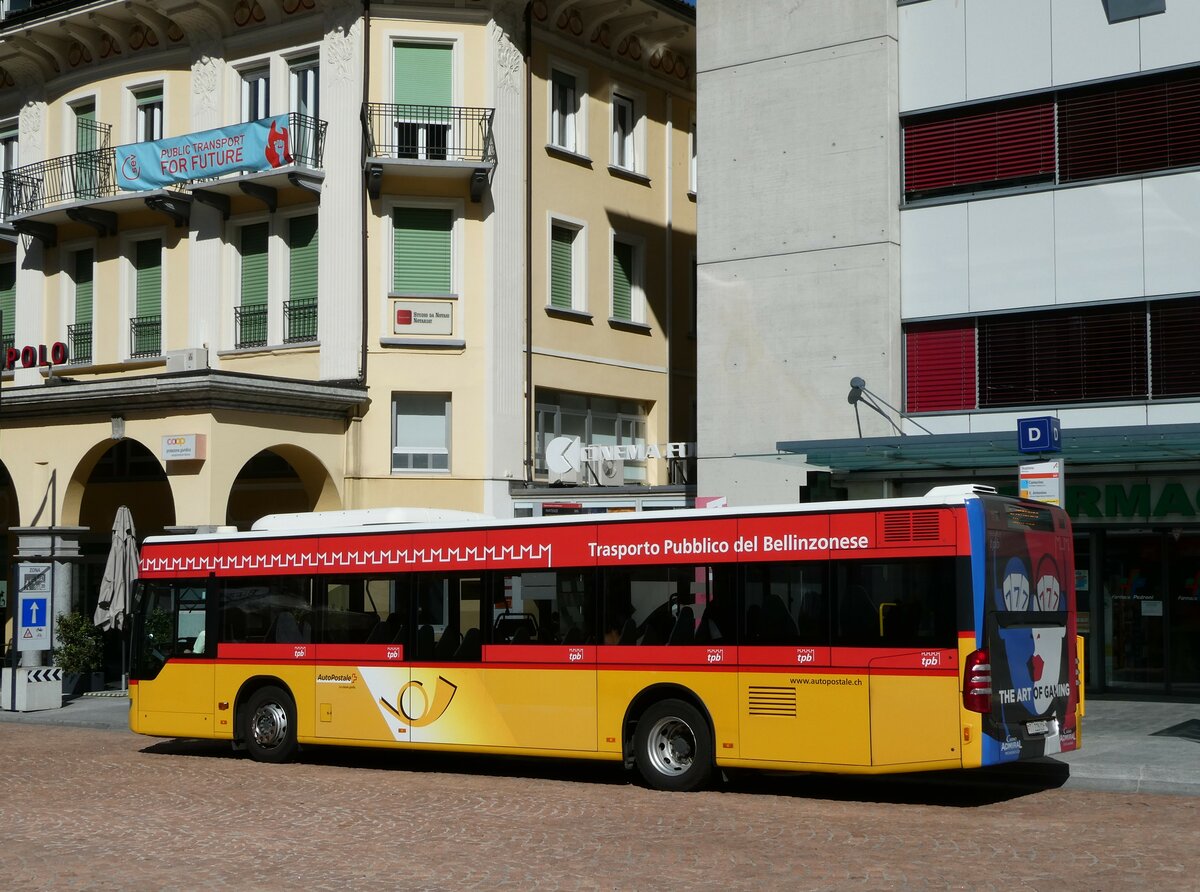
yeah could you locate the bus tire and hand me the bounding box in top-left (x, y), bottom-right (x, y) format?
top-left (243, 685), bottom-right (298, 764)
top-left (633, 699), bottom-right (713, 792)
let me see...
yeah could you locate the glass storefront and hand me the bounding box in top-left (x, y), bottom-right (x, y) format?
top-left (1082, 529), bottom-right (1200, 694)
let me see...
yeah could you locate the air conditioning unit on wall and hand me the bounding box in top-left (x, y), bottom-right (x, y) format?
top-left (585, 458), bottom-right (623, 487)
top-left (166, 348), bottom-right (208, 372)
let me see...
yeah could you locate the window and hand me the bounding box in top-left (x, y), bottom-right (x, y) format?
top-left (0, 126), bottom-right (17, 219)
top-left (550, 68), bottom-right (579, 153)
top-left (242, 67), bottom-right (270, 122)
top-left (132, 238), bottom-right (162, 357)
top-left (237, 222), bottom-right (269, 348)
top-left (0, 259), bottom-right (14, 351)
top-left (905, 320), bottom-right (976, 413)
top-left (135, 87), bottom-right (163, 142)
top-left (902, 67), bottom-right (1200, 202)
top-left (832, 558), bottom-right (957, 648)
top-left (394, 43), bottom-right (452, 160)
top-left (290, 57), bottom-right (319, 164)
top-left (611, 236), bottom-right (643, 323)
top-left (286, 214), bottom-right (319, 342)
top-left (392, 392), bottom-right (451, 472)
top-left (549, 221), bottom-right (583, 311)
top-left (601, 564), bottom-right (736, 646)
top-left (611, 92), bottom-right (636, 170)
top-left (318, 577), bottom-right (404, 644)
top-left (535, 389), bottom-right (648, 482)
top-left (495, 569), bottom-right (595, 645)
top-left (74, 102), bottom-right (103, 199)
top-left (414, 573), bottom-right (482, 661)
top-left (688, 115), bottom-right (697, 193)
top-left (742, 562), bottom-right (828, 646)
top-left (393, 206), bottom-right (453, 295)
top-left (221, 577), bottom-right (312, 643)
top-left (903, 301), bottom-right (1185, 412)
top-left (70, 249), bottom-right (94, 365)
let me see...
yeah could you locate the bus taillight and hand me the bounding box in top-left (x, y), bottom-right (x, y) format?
top-left (963, 648), bottom-right (992, 714)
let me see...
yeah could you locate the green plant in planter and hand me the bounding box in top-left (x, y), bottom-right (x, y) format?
top-left (53, 611), bottom-right (105, 675)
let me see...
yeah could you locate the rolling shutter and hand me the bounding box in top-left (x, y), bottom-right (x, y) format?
top-left (1150, 297), bottom-right (1200, 399)
top-left (612, 241), bottom-right (633, 320)
top-left (550, 225), bottom-right (574, 309)
top-left (289, 214), bottom-right (319, 304)
top-left (0, 260), bottom-right (14, 338)
top-left (393, 207), bottom-right (452, 294)
top-left (74, 249), bottom-right (93, 325)
top-left (135, 239), bottom-right (161, 317)
top-left (394, 44), bottom-right (451, 107)
top-left (240, 223), bottom-right (269, 307)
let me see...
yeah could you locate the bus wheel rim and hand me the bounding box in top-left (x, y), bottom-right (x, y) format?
top-left (647, 716), bottom-right (695, 776)
top-left (252, 702), bottom-right (289, 749)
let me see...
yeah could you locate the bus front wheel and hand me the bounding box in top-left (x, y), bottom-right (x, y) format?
top-left (633, 699), bottom-right (713, 792)
top-left (243, 685), bottom-right (298, 764)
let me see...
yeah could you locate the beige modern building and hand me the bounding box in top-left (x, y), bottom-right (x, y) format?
top-left (0, 0), bottom-right (695, 655)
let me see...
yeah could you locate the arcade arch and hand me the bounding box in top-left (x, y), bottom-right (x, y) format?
top-left (226, 445), bottom-right (341, 530)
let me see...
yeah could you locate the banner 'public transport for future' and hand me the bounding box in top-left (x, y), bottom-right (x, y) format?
top-left (128, 485), bottom-right (1082, 791)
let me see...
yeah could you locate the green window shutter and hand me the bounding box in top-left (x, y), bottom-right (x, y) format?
top-left (135, 239), bottom-right (162, 317)
top-left (393, 207), bottom-right (452, 294)
top-left (74, 249), bottom-right (93, 325)
top-left (394, 44), bottom-right (452, 107)
top-left (0, 260), bottom-right (14, 338)
top-left (550, 226), bottom-right (574, 309)
top-left (612, 241), bottom-right (634, 321)
top-left (240, 222), bottom-right (269, 307)
top-left (137, 87), bottom-right (163, 106)
top-left (289, 215), bottom-right (319, 304)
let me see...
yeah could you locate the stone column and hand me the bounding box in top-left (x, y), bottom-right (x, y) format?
top-left (10, 527), bottom-right (87, 668)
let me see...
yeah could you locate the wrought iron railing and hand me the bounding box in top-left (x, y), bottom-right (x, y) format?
top-left (4, 113), bottom-right (328, 216)
top-left (67, 322), bottom-right (92, 365)
top-left (283, 299), bottom-right (318, 343)
top-left (130, 314), bottom-right (161, 358)
top-left (235, 304), bottom-right (268, 349)
top-left (363, 103), bottom-right (496, 164)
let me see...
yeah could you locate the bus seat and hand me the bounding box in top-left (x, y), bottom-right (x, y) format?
top-left (434, 625), bottom-right (460, 660)
top-left (667, 606), bottom-right (696, 645)
top-left (512, 625), bottom-right (532, 643)
top-left (763, 594), bottom-right (800, 643)
top-left (272, 612), bottom-right (307, 644)
top-left (563, 627), bottom-right (586, 644)
top-left (416, 624), bottom-right (434, 660)
top-left (454, 627), bottom-right (481, 661)
top-left (366, 613), bottom-right (403, 644)
top-left (617, 618), bottom-right (638, 645)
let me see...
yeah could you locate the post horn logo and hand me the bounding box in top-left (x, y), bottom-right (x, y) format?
top-left (379, 676), bottom-right (458, 727)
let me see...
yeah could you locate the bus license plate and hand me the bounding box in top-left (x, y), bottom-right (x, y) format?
top-left (1026, 720), bottom-right (1049, 736)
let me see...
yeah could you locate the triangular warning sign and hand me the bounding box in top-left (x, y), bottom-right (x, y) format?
top-left (23, 629), bottom-right (33, 638)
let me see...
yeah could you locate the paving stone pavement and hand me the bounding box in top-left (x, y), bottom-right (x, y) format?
top-left (0, 716), bottom-right (1198, 891)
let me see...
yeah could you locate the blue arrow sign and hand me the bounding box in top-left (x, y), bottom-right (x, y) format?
top-left (21, 596), bottom-right (47, 629)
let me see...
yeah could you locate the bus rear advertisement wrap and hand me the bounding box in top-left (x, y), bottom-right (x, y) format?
top-left (128, 487), bottom-right (1082, 790)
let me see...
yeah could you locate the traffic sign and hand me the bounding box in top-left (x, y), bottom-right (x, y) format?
top-left (1017, 416), bottom-right (1061, 454)
top-left (17, 563), bottom-right (52, 653)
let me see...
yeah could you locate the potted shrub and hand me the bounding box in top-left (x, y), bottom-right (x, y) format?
top-left (53, 611), bottom-right (106, 696)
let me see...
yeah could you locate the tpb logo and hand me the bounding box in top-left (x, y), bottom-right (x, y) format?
top-left (921, 651), bottom-right (940, 667)
top-left (796, 648), bottom-right (816, 664)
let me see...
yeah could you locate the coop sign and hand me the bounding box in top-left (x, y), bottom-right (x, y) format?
top-left (4, 342), bottom-right (68, 371)
top-left (162, 434), bottom-right (207, 462)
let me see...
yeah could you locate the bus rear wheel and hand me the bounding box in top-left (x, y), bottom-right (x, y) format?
top-left (243, 685), bottom-right (298, 763)
top-left (633, 699), bottom-right (713, 792)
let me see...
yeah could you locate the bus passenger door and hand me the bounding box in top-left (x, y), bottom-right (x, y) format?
top-left (133, 582), bottom-right (215, 739)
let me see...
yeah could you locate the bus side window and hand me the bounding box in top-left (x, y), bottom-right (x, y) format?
top-left (415, 573), bottom-right (484, 662)
top-left (742, 562), bottom-right (828, 646)
top-left (601, 565), bottom-right (711, 646)
top-left (493, 568), bottom-right (595, 645)
top-left (220, 576), bottom-right (313, 646)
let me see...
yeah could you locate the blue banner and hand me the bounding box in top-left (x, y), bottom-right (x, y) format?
top-left (116, 114), bottom-right (294, 190)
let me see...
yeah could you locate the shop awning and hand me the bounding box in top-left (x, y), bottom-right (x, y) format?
top-left (775, 423), bottom-right (1200, 473)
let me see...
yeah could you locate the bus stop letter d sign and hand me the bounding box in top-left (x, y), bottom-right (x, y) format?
top-left (1018, 417), bottom-right (1061, 454)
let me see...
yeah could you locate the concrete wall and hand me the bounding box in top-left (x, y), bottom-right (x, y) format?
top-left (696, 1), bottom-right (902, 504)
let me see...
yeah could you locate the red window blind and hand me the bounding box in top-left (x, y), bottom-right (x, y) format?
top-left (903, 98), bottom-right (1055, 198)
top-left (1059, 68), bottom-right (1200, 182)
top-left (905, 321), bottom-right (976, 413)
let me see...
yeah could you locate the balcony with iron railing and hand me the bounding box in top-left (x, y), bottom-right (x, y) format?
top-left (235, 305), bottom-right (268, 350)
top-left (284, 299), bottom-right (318, 344)
top-left (130, 315), bottom-right (161, 359)
top-left (3, 113), bottom-right (328, 244)
top-left (67, 322), bottom-right (92, 365)
top-left (362, 103), bottom-right (495, 202)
